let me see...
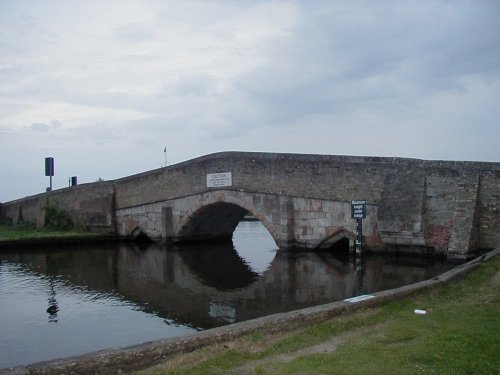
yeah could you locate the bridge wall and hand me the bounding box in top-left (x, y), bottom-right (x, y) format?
top-left (114, 190), bottom-right (380, 249)
top-left (2, 152), bottom-right (499, 258)
top-left (0, 182), bottom-right (115, 232)
top-left (110, 152), bottom-right (499, 257)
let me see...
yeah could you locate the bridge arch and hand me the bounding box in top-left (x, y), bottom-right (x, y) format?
top-left (174, 191), bottom-right (278, 245)
top-left (128, 225), bottom-right (153, 242)
top-left (317, 228), bottom-right (355, 251)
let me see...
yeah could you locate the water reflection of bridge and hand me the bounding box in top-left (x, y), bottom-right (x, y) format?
top-left (118, 245), bottom-right (446, 328)
top-left (3, 243), bottom-right (448, 329)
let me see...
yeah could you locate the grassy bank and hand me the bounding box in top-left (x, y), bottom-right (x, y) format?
top-left (0, 223), bottom-right (105, 241)
top-left (135, 254), bottom-right (499, 375)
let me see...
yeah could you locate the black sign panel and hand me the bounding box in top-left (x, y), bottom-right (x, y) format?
top-left (45, 157), bottom-right (54, 177)
top-left (351, 200), bottom-right (366, 219)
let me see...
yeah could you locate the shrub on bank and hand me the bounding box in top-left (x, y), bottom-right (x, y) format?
top-left (43, 203), bottom-right (73, 231)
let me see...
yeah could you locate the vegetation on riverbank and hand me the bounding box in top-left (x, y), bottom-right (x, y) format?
top-left (0, 202), bottom-right (106, 241)
top-left (135, 254), bottom-right (500, 375)
top-left (0, 220), bottom-right (103, 241)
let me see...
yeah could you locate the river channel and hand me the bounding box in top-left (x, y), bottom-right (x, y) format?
top-left (0, 221), bottom-right (456, 368)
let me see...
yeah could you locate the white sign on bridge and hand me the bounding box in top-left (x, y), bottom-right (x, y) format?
top-left (207, 172), bottom-right (232, 188)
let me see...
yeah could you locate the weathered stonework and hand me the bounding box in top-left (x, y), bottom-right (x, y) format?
top-left (2, 152), bottom-right (499, 258)
top-left (1, 182), bottom-right (116, 232)
top-left (115, 191), bottom-right (378, 249)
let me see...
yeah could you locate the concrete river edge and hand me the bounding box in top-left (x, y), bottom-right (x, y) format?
top-left (1, 247), bottom-right (499, 375)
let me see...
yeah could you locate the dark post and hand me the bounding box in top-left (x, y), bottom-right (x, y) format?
top-left (356, 218), bottom-right (363, 254)
top-left (45, 157), bottom-right (54, 191)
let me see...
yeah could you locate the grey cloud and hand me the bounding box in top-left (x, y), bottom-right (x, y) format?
top-left (29, 119), bottom-right (62, 132)
top-left (168, 74), bottom-right (216, 97)
top-left (113, 22), bottom-right (156, 43)
top-left (216, 1), bottom-right (500, 130)
top-left (1, 1), bottom-right (499, 202)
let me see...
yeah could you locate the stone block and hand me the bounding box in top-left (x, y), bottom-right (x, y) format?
top-left (309, 200), bottom-right (322, 212)
top-left (321, 200), bottom-right (335, 212)
top-left (294, 198), bottom-right (308, 211)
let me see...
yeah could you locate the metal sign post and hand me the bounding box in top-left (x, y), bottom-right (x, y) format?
top-left (45, 157), bottom-right (54, 191)
top-left (352, 199), bottom-right (367, 292)
top-left (351, 200), bottom-right (367, 255)
top-left (356, 218), bottom-right (363, 254)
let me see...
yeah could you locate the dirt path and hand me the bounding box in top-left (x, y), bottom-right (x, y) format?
top-left (227, 324), bottom-right (385, 375)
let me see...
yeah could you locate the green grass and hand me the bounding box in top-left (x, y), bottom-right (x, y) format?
top-left (0, 223), bottom-right (102, 241)
top-left (136, 255), bottom-right (500, 375)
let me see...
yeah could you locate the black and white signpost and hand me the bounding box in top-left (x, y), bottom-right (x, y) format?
top-left (351, 200), bottom-right (366, 255)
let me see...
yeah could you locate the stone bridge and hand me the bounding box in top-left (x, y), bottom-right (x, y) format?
top-left (118, 189), bottom-right (365, 250)
top-left (1, 152), bottom-right (499, 259)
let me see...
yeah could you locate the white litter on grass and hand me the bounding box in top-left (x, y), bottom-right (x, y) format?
top-left (414, 309), bottom-right (427, 315)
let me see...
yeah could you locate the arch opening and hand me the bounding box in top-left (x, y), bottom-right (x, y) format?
top-left (316, 236), bottom-right (352, 263)
top-left (328, 237), bottom-right (351, 252)
top-left (176, 202), bottom-right (250, 244)
top-left (128, 226), bottom-right (152, 243)
top-left (317, 229), bottom-right (355, 254)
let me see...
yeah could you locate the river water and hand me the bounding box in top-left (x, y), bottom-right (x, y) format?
top-left (0, 221), bottom-right (455, 368)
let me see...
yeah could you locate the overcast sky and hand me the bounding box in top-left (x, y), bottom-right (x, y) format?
top-left (1, 0), bottom-right (499, 202)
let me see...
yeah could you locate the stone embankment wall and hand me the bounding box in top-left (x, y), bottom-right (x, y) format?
top-left (1, 152), bottom-right (499, 257)
top-left (0, 182), bottom-right (116, 233)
